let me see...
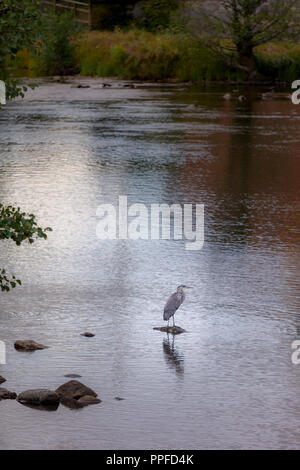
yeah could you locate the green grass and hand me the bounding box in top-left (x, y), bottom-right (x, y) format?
top-left (76, 29), bottom-right (232, 81)
top-left (11, 29), bottom-right (300, 82)
top-left (255, 43), bottom-right (300, 82)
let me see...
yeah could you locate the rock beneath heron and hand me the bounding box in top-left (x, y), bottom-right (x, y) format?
top-left (17, 389), bottom-right (59, 406)
top-left (14, 340), bottom-right (48, 351)
top-left (153, 326), bottom-right (186, 335)
top-left (64, 374), bottom-right (82, 379)
top-left (0, 376), bottom-right (6, 384)
top-left (0, 387), bottom-right (17, 400)
top-left (80, 332), bottom-right (95, 338)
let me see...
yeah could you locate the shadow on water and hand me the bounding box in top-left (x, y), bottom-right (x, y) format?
top-left (162, 333), bottom-right (184, 379)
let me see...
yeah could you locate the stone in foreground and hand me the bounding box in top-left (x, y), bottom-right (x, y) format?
top-left (0, 387), bottom-right (17, 400)
top-left (17, 389), bottom-right (60, 406)
top-left (0, 376), bottom-right (6, 384)
top-left (56, 380), bottom-right (97, 400)
top-left (80, 332), bottom-right (95, 337)
top-left (56, 380), bottom-right (98, 400)
top-left (56, 380), bottom-right (100, 409)
top-left (153, 326), bottom-right (186, 335)
top-left (14, 340), bottom-right (49, 351)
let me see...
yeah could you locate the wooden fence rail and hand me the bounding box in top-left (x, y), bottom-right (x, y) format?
top-left (41, 0), bottom-right (92, 27)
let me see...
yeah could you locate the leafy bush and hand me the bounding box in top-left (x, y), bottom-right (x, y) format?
top-left (37, 11), bottom-right (83, 76)
top-left (0, 0), bottom-right (41, 100)
top-left (10, 28), bottom-right (300, 82)
top-left (0, 204), bottom-right (52, 292)
top-left (255, 43), bottom-right (300, 81)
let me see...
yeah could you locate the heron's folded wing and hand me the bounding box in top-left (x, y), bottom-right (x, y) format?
top-left (163, 293), bottom-right (181, 320)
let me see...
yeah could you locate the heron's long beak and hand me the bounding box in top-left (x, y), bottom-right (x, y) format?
top-left (185, 286), bottom-right (192, 289)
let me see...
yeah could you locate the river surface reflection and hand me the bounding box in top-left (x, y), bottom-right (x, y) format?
top-left (0, 79), bottom-right (299, 449)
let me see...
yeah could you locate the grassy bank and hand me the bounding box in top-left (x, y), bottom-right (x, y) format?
top-left (13, 29), bottom-right (300, 83)
top-left (76, 30), bottom-right (232, 81)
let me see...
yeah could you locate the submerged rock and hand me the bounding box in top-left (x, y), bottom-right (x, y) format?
top-left (14, 340), bottom-right (48, 351)
top-left (71, 84), bottom-right (90, 89)
top-left (77, 395), bottom-right (101, 406)
top-left (115, 397), bottom-right (125, 401)
top-left (80, 332), bottom-right (95, 338)
top-left (0, 387), bottom-right (17, 400)
top-left (59, 397), bottom-right (85, 409)
top-left (0, 376), bottom-right (6, 384)
top-left (17, 389), bottom-right (59, 406)
top-left (153, 326), bottom-right (186, 335)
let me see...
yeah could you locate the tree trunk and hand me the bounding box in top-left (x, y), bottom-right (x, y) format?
top-left (237, 43), bottom-right (257, 80)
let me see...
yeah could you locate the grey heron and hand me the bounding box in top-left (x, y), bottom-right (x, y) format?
top-left (163, 285), bottom-right (192, 327)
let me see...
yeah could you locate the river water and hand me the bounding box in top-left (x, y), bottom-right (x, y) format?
top-left (0, 79), bottom-right (299, 450)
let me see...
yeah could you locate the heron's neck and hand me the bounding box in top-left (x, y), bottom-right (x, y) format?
top-left (177, 288), bottom-right (185, 298)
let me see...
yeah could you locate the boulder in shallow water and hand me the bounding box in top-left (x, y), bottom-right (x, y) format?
top-left (55, 380), bottom-right (98, 400)
top-left (0, 376), bottom-right (6, 384)
top-left (17, 389), bottom-right (59, 406)
top-left (55, 380), bottom-right (100, 408)
top-left (14, 340), bottom-right (48, 351)
top-left (0, 387), bottom-right (17, 400)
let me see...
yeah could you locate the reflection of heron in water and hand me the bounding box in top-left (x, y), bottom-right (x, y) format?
top-left (162, 333), bottom-right (184, 378)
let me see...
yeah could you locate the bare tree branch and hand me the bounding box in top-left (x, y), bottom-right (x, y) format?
top-left (183, 0), bottom-right (300, 79)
